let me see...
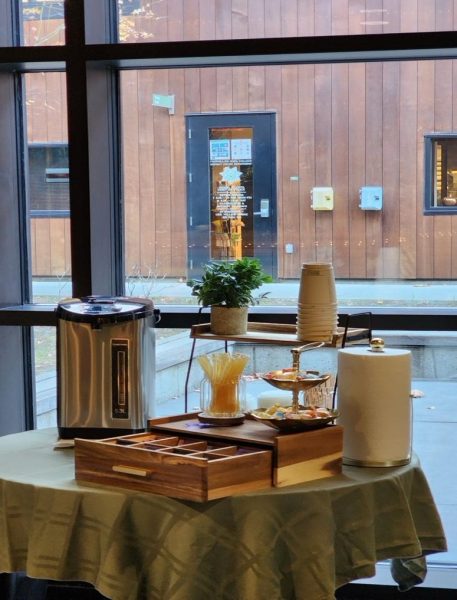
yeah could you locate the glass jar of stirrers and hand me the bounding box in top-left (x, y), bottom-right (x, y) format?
top-left (197, 352), bottom-right (248, 426)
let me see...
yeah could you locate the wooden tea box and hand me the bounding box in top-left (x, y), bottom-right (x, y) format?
top-left (74, 414), bottom-right (343, 502)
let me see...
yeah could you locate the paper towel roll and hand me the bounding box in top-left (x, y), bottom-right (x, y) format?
top-left (337, 347), bottom-right (411, 467)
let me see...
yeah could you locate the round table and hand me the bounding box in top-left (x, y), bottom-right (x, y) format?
top-left (0, 428), bottom-right (447, 600)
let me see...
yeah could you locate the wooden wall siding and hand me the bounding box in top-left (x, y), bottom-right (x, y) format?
top-left (27, 4), bottom-right (457, 281)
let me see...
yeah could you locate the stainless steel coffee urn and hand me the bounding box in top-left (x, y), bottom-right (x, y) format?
top-left (56, 296), bottom-right (157, 439)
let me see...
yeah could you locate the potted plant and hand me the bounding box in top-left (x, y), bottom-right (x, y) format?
top-left (188, 257), bottom-right (273, 335)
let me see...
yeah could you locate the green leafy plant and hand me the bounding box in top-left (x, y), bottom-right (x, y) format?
top-left (188, 258), bottom-right (273, 308)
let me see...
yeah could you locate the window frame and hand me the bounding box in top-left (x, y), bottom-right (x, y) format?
top-left (424, 133), bottom-right (457, 215)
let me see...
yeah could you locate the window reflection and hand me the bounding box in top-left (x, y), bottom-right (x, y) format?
top-left (21, 0), bottom-right (65, 46)
top-left (116, 0), bottom-right (457, 44)
top-left (118, 0), bottom-right (157, 42)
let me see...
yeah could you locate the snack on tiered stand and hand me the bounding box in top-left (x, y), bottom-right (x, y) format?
top-left (251, 342), bottom-right (339, 432)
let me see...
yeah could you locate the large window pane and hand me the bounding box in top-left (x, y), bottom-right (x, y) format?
top-left (24, 71), bottom-right (70, 431)
top-left (117, 0), bottom-right (457, 44)
top-left (117, 55), bottom-right (457, 574)
top-left (25, 72), bottom-right (71, 296)
top-left (120, 59), bottom-right (457, 308)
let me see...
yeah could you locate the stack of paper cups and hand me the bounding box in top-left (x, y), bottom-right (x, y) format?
top-left (296, 263), bottom-right (338, 342)
top-left (337, 346), bottom-right (412, 467)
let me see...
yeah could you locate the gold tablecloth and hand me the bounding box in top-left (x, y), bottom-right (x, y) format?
top-left (0, 428), bottom-right (447, 600)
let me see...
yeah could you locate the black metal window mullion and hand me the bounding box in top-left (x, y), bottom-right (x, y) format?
top-left (64, 0), bottom-right (124, 298)
top-left (64, 0), bottom-right (93, 298)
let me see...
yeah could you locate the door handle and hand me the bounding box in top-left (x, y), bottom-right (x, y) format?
top-left (253, 199), bottom-right (270, 218)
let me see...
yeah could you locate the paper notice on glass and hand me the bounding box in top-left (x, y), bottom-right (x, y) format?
top-left (231, 139), bottom-right (252, 163)
top-left (210, 140), bottom-right (230, 163)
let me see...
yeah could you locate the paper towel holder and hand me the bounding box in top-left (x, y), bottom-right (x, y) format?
top-left (338, 344), bottom-right (412, 468)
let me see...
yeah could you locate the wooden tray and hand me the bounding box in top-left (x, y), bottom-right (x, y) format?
top-left (190, 322), bottom-right (369, 347)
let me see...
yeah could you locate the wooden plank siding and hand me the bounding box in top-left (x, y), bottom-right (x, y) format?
top-left (27, 3), bottom-right (457, 283)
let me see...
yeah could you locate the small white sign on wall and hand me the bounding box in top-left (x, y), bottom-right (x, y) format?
top-left (151, 93), bottom-right (175, 114)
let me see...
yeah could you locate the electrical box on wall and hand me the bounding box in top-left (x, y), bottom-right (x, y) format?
top-left (310, 187), bottom-right (334, 211)
top-left (359, 186), bottom-right (383, 210)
